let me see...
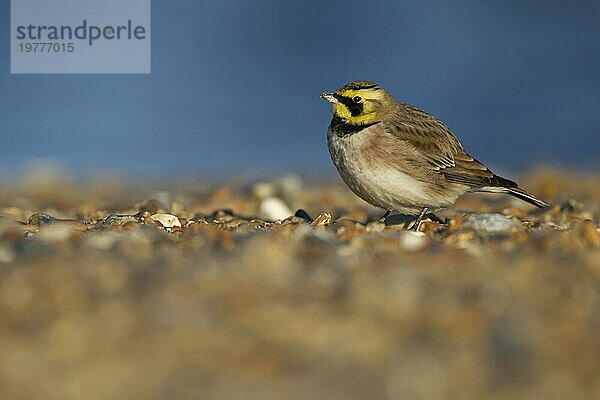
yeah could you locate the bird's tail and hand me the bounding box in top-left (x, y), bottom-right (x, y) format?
top-left (506, 187), bottom-right (550, 208)
top-left (477, 184), bottom-right (550, 208)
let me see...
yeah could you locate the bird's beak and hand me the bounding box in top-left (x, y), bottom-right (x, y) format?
top-left (320, 92), bottom-right (339, 104)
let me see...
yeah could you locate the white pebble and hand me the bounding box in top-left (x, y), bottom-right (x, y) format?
top-left (399, 231), bottom-right (428, 251)
top-left (150, 213), bottom-right (181, 229)
top-left (462, 213), bottom-right (519, 233)
top-left (259, 197), bottom-right (292, 221)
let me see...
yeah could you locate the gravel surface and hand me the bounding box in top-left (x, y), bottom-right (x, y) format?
top-left (1, 169), bottom-right (599, 400)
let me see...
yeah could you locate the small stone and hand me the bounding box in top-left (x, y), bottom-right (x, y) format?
top-left (418, 220), bottom-right (445, 233)
top-left (134, 211), bottom-right (151, 222)
top-left (277, 209), bottom-right (313, 226)
top-left (27, 213), bottom-right (89, 232)
top-left (280, 216), bottom-right (306, 225)
top-left (101, 214), bottom-right (139, 226)
top-left (248, 219), bottom-right (271, 229)
top-left (27, 213), bottom-right (58, 225)
top-left (311, 212), bottom-right (333, 228)
top-left (447, 214), bottom-right (464, 233)
top-left (398, 231), bottom-right (429, 251)
top-left (259, 197), bottom-right (292, 221)
top-left (221, 220), bottom-right (245, 230)
top-left (185, 214), bottom-right (209, 227)
top-left (294, 209), bottom-right (313, 222)
top-left (462, 213), bottom-right (520, 234)
top-left (150, 213), bottom-right (182, 232)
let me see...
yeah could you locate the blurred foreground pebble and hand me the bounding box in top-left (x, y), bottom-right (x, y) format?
top-left (0, 169), bottom-right (599, 400)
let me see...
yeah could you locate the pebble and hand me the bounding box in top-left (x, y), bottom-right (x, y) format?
top-left (280, 215), bottom-right (307, 225)
top-left (0, 172), bottom-right (598, 400)
top-left (27, 213), bottom-right (59, 225)
top-left (26, 213), bottom-right (90, 233)
top-left (398, 231), bottom-right (429, 251)
top-left (185, 215), bottom-right (209, 227)
top-left (259, 197), bottom-right (293, 221)
top-left (294, 209), bottom-right (313, 222)
top-left (101, 214), bottom-right (139, 226)
top-left (150, 213), bottom-right (182, 232)
top-left (311, 212), bottom-right (333, 228)
top-left (461, 213), bottom-right (520, 234)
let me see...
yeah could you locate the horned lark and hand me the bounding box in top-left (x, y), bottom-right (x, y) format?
top-left (321, 80), bottom-right (549, 229)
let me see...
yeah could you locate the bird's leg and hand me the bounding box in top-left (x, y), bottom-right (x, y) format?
top-left (379, 210), bottom-right (391, 223)
top-left (411, 207), bottom-right (429, 231)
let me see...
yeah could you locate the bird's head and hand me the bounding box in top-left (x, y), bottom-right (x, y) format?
top-left (321, 80), bottom-right (389, 125)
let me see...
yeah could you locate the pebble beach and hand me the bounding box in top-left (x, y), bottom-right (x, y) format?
top-left (1, 168), bottom-right (599, 399)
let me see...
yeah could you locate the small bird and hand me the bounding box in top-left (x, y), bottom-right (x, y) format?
top-left (321, 80), bottom-right (549, 230)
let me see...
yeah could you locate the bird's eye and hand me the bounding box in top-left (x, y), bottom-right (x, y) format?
top-left (352, 96), bottom-right (362, 103)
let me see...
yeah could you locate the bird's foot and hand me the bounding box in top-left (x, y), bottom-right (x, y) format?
top-left (379, 210), bottom-right (391, 223)
top-left (410, 207), bottom-right (430, 232)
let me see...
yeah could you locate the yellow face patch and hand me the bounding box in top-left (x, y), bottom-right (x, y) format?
top-left (332, 88), bottom-right (384, 125)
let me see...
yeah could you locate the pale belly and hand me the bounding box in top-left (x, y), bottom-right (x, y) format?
top-left (328, 130), bottom-right (464, 215)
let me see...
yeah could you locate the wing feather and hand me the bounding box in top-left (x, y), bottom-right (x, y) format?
top-left (386, 103), bottom-right (516, 189)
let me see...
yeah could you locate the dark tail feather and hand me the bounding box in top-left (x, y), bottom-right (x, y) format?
top-left (507, 187), bottom-right (550, 208)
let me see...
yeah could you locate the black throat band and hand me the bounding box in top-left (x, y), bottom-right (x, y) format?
top-left (329, 115), bottom-right (380, 137)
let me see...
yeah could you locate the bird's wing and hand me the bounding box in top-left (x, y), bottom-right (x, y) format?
top-left (386, 104), bottom-right (517, 189)
top-left (440, 152), bottom-right (517, 188)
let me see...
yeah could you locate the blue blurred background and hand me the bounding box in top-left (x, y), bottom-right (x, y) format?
top-left (1, 0), bottom-right (599, 177)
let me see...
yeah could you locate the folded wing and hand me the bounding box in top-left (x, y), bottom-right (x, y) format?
top-left (386, 104), bottom-right (517, 190)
